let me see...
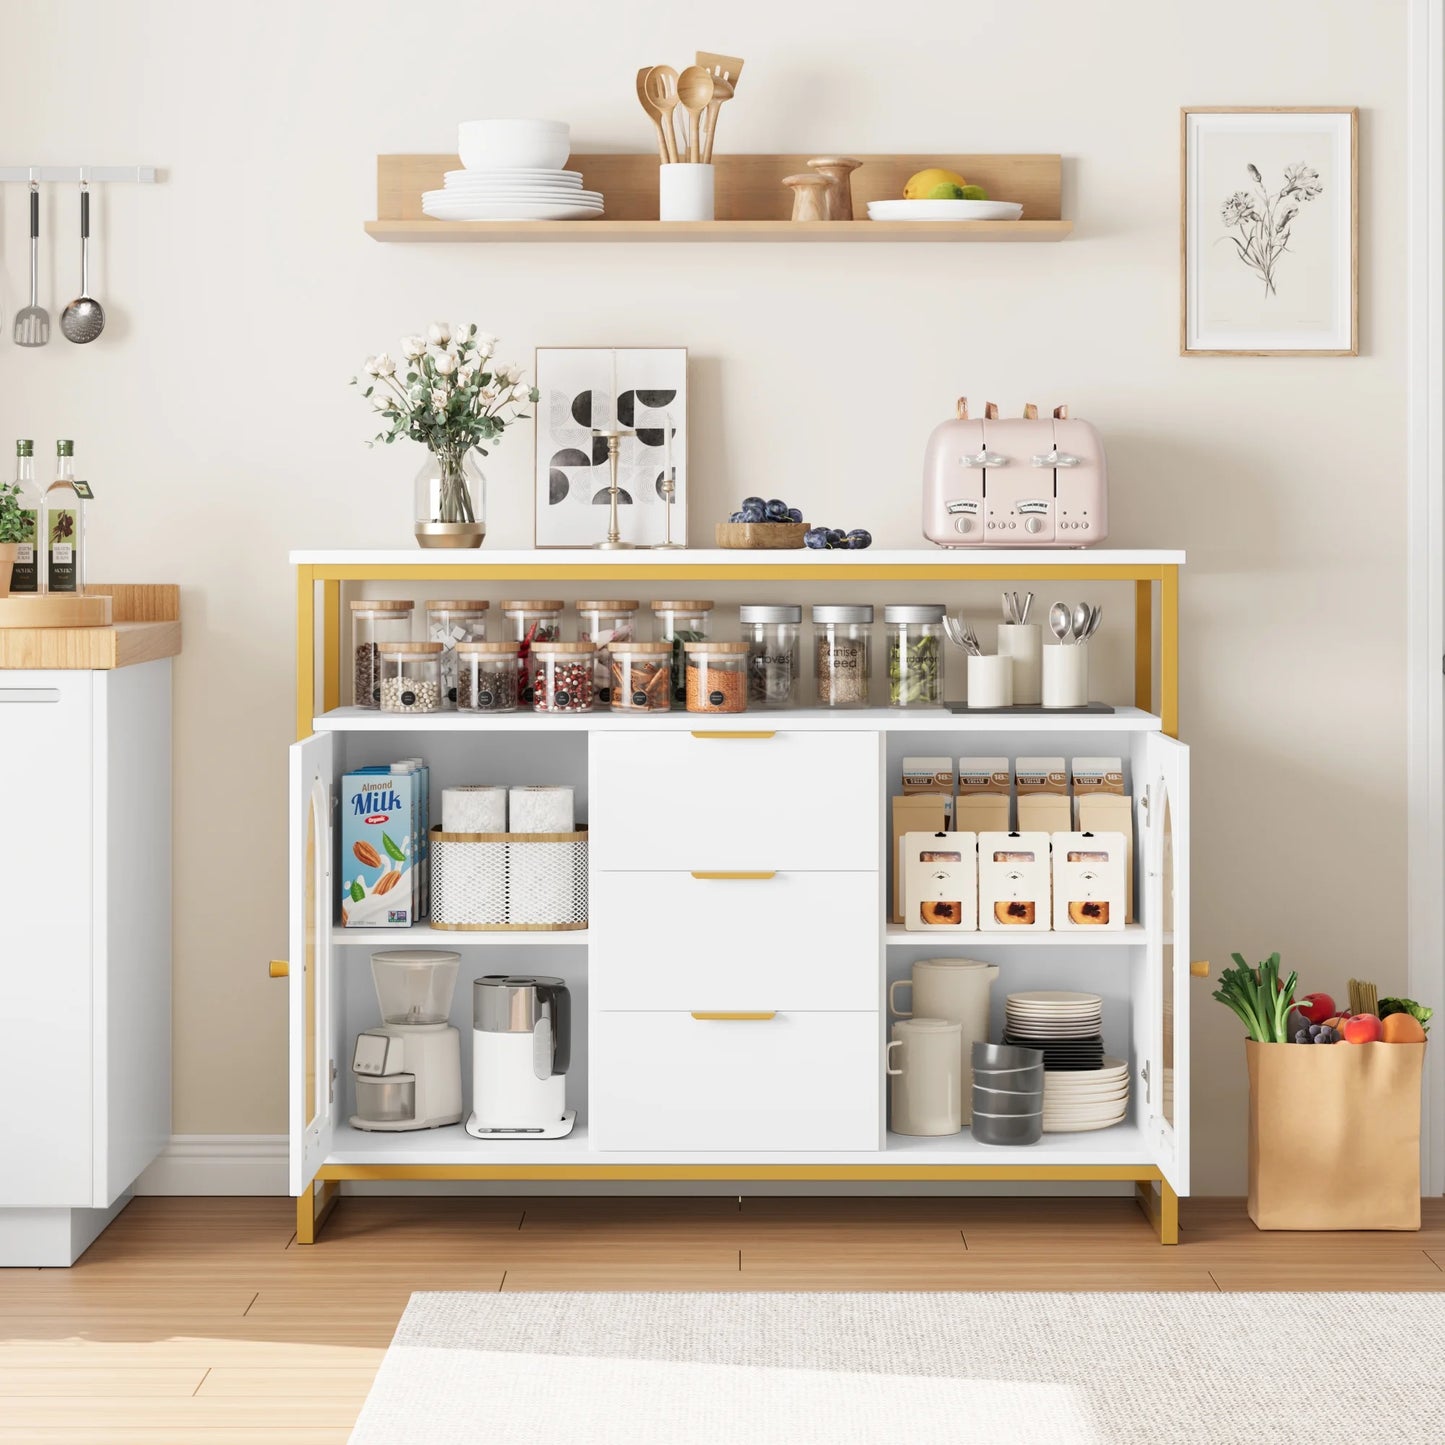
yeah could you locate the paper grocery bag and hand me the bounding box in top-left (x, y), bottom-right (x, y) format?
top-left (1247, 1040), bottom-right (1424, 1230)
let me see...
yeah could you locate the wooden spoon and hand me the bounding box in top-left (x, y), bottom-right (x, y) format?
top-left (700, 72), bottom-right (734, 164)
top-left (675, 65), bottom-right (715, 164)
top-left (636, 66), bottom-right (671, 162)
top-left (643, 65), bottom-right (681, 164)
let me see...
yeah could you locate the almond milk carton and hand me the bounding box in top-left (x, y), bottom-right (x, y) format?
top-left (340, 766), bottom-right (420, 927)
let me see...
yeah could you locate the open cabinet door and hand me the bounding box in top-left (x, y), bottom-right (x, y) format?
top-left (289, 733), bottom-right (336, 1195)
top-left (1142, 733), bottom-right (1190, 1196)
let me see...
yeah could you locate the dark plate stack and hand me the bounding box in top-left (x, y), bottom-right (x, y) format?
top-left (1003, 991), bottom-right (1106, 1072)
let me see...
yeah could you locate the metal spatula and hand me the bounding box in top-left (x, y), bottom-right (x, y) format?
top-left (13, 184), bottom-right (50, 347)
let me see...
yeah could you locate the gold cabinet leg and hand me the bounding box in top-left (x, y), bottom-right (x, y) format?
top-left (296, 566), bottom-right (316, 742)
top-left (295, 1179), bottom-right (341, 1246)
top-left (322, 579), bottom-right (341, 714)
top-left (1134, 1178), bottom-right (1180, 1245)
top-left (1160, 564), bottom-right (1179, 738)
top-left (1134, 578), bottom-right (1153, 712)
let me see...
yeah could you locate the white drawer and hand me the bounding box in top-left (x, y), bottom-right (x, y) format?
top-left (589, 730), bottom-right (881, 871)
top-left (590, 871), bottom-right (880, 1011)
top-left (590, 1010), bottom-right (880, 1152)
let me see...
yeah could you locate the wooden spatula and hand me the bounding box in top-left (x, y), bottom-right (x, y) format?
top-left (696, 52), bottom-right (743, 163)
top-left (696, 51), bottom-right (745, 89)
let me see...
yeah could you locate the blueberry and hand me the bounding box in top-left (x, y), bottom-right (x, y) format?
top-left (742, 496), bottom-right (765, 510)
top-left (846, 528), bottom-right (873, 550)
top-left (804, 527), bottom-right (830, 549)
top-left (786, 507), bottom-right (804, 523)
top-left (741, 501), bottom-right (767, 523)
top-left (765, 499), bottom-right (788, 521)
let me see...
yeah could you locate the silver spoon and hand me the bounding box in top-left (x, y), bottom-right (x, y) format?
top-left (1071, 601), bottom-right (1091, 644)
top-left (1048, 602), bottom-right (1071, 644)
top-left (1081, 604), bottom-right (1103, 643)
top-left (60, 182), bottom-right (104, 345)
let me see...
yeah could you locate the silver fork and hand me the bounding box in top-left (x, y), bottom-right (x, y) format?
top-left (13, 183), bottom-right (50, 347)
top-left (943, 615), bottom-right (983, 656)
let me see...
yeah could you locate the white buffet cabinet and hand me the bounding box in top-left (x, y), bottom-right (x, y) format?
top-left (287, 550), bottom-right (1190, 1243)
top-left (0, 660), bottom-right (173, 1266)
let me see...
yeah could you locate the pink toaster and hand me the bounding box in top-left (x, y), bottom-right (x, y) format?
top-left (922, 399), bottom-right (1108, 547)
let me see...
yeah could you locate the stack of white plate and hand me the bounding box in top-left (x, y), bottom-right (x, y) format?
top-left (866, 198), bottom-right (1023, 222)
top-left (426, 119), bottom-right (604, 222)
top-left (1003, 991), bottom-right (1105, 1071)
top-left (1043, 1055), bottom-right (1130, 1133)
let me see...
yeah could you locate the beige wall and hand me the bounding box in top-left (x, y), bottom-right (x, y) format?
top-left (1, 0), bottom-right (1407, 1192)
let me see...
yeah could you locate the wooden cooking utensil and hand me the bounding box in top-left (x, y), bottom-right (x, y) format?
top-left (636, 66), bottom-right (671, 162)
top-left (696, 50), bottom-right (745, 90)
top-left (675, 65), bottom-right (715, 164)
top-left (700, 72), bottom-right (734, 164)
top-left (643, 65), bottom-right (682, 164)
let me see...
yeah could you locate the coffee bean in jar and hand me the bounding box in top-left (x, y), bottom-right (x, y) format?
top-left (684, 640), bottom-right (749, 714)
top-left (608, 641), bottom-right (673, 713)
top-left (531, 641), bottom-right (597, 714)
top-left (455, 640), bottom-right (520, 713)
top-left (377, 640), bottom-right (444, 714)
top-left (350, 600), bottom-right (414, 709)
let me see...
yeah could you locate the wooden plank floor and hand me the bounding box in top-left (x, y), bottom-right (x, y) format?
top-left (2, 1194), bottom-right (1443, 1442)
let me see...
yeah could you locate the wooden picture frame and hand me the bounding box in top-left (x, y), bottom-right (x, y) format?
top-left (1181, 107), bottom-right (1358, 356)
top-left (532, 347), bottom-right (688, 548)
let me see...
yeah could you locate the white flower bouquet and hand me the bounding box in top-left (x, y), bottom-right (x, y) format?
top-left (1219, 162), bottom-right (1323, 298)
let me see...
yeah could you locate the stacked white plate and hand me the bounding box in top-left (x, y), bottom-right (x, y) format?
top-left (1003, 991), bottom-right (1105, 1071)
top-left (422, 168), bottom-right (604, 222)
top-left (1043, 1055), bottom-right (1130, 1133)
top-left (866, 198), bottom-right (1023, 222)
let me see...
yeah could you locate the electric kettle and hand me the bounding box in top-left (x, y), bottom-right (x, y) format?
top-left (465, 975), bottom-right (576, 1139)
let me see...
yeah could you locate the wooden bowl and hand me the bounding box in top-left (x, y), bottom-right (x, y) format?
top-left (715, 521), bottom-right (809, 550)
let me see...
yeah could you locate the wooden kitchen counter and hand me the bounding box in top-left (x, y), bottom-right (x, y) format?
top-left (0, 583), bottom-right (181, 669)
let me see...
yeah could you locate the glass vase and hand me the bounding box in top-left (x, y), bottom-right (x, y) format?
top-left (414, 447), bottom-right (486, 549)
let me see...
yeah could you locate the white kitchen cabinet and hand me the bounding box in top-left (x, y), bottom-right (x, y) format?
top-left (286, 549), bottom-right (1194, 1244)
top-left (0, 661), bottom-right (172, 1266)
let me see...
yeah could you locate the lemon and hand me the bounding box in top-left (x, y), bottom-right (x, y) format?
top-left (904, 167), bottom-right (967, 200)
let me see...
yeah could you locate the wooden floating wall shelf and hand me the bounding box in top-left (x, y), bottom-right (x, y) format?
top-left (365, 152), bottom-right (1071, 243)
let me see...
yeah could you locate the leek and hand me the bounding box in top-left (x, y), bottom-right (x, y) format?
top-left (1213, 951), bottom-right (1299, 1043)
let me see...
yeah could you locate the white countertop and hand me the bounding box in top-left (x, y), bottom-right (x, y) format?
top-left (291, 547), bottom-right (1185, 567)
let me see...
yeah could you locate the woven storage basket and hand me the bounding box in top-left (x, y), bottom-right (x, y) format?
top-left (430, 826), bottom-right (588, 931)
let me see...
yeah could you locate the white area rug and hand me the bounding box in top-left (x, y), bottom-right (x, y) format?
top-left (350, 1291), bottom-right (1445, 1445)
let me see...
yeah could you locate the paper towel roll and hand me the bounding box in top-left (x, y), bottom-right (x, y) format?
top-left (509, 785), bottom-right (574, 834)
top-left (442, 786), bottom-right (507, 834)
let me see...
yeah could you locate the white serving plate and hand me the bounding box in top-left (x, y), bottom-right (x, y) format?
top-left (1042, 1115), bottom-right (1128, 1133)
top-left (866, 199), bottom-right (1025, 222)
top-left (422, 199), bottom-right (605, 222)
top-left (441, 182), bottom-right (591, 197)
top-left (426, 188), bottom-right (603, 205)
top-left (446, 168), bottom-right (583, 186)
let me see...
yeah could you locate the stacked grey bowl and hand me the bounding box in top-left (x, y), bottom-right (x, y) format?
top-left (971, 1042), bottom-right (1045, 1145)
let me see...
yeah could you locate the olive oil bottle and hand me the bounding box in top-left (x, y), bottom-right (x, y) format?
top-left (44, 439), bottom-right (84, 594)
top-left (9, 440), bottom-right (42, 593)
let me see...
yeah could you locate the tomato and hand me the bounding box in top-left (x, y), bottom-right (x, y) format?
top-left (1295, 992), bottom-right (1336, 1026)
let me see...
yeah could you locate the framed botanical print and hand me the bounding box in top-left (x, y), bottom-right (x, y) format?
top-left (533, 347), bottom-right (687, 547)
top-left (1181, 107), bottom-right (1357, 356)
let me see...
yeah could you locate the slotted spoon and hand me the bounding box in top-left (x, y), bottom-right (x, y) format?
top-left (13, 184), bottom-right (49, 347)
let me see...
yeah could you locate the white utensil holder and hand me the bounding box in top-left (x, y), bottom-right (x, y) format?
top-left (430, 828), bottom-right (588, 931)
top-left (659, 163), bottom-right (714, 221)
top-left (1042, 644), bottom-right (1089, 708)
top-left (997, 624), bottom-right (1042, 705)
top-left (966, 654), bottom-right (1014, 709)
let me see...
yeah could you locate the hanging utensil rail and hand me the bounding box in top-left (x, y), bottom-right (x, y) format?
top-left (0, 166), bottom-right (159, 183)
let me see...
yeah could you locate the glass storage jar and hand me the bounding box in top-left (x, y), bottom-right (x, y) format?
top-left (651, 599), bottom-right (714, 704)
top-left (377, 640), bottom-right (444, 714)
top-left (455, 640), bottom-right (520, 713)
top-left (684, 640), bottom-right (749, 714)
top-left (739, 604), bottom-right (802, 709)
top-left (501, 599), bottom-right (564, 705)
top-left (885, 604), bottom-right (946, 708)
top-left (812, 604), bottom-right (874, 708)
top-left (608, 641), bottom-right (673, 713)
top-left (531, 641), bottom-right (597, 714)
top-left (575, 599), bottom-right (639, 703)
top-left (425, 599), bottom-right (488, 708)
top-left (351, 600), bottom-right (415, 709)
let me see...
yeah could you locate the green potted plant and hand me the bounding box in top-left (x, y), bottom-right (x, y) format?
top-left (0, 480), bottom-right (27, 597)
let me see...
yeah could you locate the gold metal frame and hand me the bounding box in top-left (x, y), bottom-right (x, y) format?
top-left (292, 556), bottom-right (1182, 1244)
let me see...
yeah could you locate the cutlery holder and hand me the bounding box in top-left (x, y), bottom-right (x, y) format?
top-left (659, 163), bottom-right (714, 221)
top-left (1042, 642), bottom-right (1089, 707)
top-left (966, 653), bottom-right (1013, 709)
top-left (997, 623), bottom-right (1043, 704)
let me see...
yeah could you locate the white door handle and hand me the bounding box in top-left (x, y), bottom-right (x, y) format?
top-left (0, 688), bottom-right (60, 703)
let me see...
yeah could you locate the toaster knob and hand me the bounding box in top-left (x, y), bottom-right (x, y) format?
top-left (953, 517), bottom-right (973, 533)
top-left (1025, 516), bottom-right (1044, 535)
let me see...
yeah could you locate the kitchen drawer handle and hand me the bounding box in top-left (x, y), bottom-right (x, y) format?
top-left (690, 871), bottom-right (776, 881)
top-left (690, 1011), bottom-right (777, 1021)
top-left (0, 688), bottom-right (60, 704)
top-left (689, 730), bottom-right (776, 739)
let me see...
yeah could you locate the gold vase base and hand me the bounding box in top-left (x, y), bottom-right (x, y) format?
top-left (593, 539), bottom-right (636, 550)
top-left (415, 522), bottom-right (486, 549)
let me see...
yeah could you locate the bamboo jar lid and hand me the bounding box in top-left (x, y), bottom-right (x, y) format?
top-left (682, 640), bottom-right (748, 654)
top-left (501, 599), bottom-right (565, 613)
top-left (455, 641), bottom-right (518, 655)
top-left (426, 599), bottom-right (489, 612)
top-left (377, 640), bottom-right (444, 654)
top-left (349, 599), bottom-right (414, 611)
top-left (531, 641), bottom-right (597, 654)
top-left (651, 600), bottom-right (714, 612)
top-left (609, 641), bottom-right (673, 654)
top-left (575, 600), bottom-right (640, 613)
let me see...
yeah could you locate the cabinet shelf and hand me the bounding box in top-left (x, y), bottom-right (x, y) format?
top-left (332, 925), bottom-right (588, 946)
top-left (885, 924), bottom-right (1149, 947)
top-left (365, 218), bottom-right (1073, 244)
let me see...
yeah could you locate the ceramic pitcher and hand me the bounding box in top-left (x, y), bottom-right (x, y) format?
top-left (889, 958), bottom-right (1000, 1122)
top-left (887, 1018), bottom-right (962, 1136)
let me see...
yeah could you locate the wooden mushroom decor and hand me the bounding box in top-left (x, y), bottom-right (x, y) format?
top-left (783, 172), bottom-right (830, 222)
top-left (807, 156), bottom-right (863, 219)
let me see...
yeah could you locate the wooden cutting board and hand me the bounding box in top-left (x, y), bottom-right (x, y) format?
top-left (0, 585), bottom-right (180, 669)
top-left (0, 594), bottom-right (112, 629)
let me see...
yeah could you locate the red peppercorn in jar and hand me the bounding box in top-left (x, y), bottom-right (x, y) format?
top-left (530, 642), bottom-right (597, 714)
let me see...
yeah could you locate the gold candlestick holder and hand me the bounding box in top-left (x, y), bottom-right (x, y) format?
top-left (590, 427), bottom-right (635, 550)
top-left (655, 467), bottom-right (683, 550)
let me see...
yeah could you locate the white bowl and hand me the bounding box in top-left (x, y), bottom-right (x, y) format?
top-left (459, 119), bottom-right (570, 171)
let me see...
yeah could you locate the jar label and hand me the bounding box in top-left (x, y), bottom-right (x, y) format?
top-left (401, 689), bottom-right (417, 707)
top-left (556, 690), bottom-right (571, 708)
top-left (447, 687), bottom-right (457, 703)
top-left (632, 690), bottom-right (648, 707)
top-left (478, 691), bottom-right (494, 707)
top-left (709, 689), bottom-right (725, 706)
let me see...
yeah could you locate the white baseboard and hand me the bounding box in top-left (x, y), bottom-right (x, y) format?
top-left (136, 1134), bottom-right (288, 1196)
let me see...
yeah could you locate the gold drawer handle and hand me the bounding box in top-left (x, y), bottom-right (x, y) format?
top-left (690, 871), bottom-right (777, 880)
top-left (689, 730), bottom-right (777, 739)
top-left (1190, 960), bottom-right (1210, 978)
top-left (690, 1011), bottom-right (777, 1021)
top-left (269, 959), bottom-right (290, 979)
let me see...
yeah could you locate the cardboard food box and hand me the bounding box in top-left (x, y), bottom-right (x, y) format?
top-left (956, 757), bottom-right (1011, 834)
top-left (978, 831), bottom-right (1052, 931)
top-left (1073, 757), bottom-right (1134, 922)
top-left (903, 830), bottom-right (978, 932)
top-left (340, 766), bottom-right (421, 927)
top-left (902, 756), bottom-right (955, 827)
top-left (1015, 757), bottom-right (1070, 834)
top-left (891, 794), bottom-right (949, 924)
top-left (1051, 830), bottom-right (1126, 930)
